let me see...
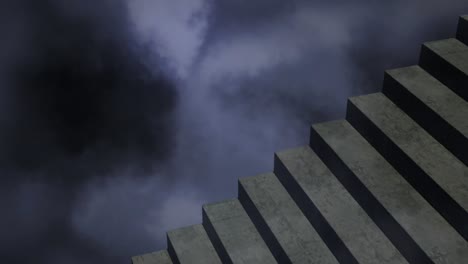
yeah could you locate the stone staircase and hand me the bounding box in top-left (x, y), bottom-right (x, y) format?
top-left (131, 15), bottom-right (468, 264)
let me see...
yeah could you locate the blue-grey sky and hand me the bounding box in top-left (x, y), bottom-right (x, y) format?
top-left (0, 1), bottom-right (467, 263)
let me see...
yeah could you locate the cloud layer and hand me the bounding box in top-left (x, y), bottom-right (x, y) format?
top-left (1, 1), bottom-right (467, 263)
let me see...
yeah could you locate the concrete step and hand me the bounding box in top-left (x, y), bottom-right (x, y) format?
top-left (274, 146), bottom-right (406, 264)
top-left (383, 65), bottom-right (468, 165)
top-left (457, 15), bottom-right (468, 45)
top-left (132, 250), bottom-right (173, 264)
top-left (310, 120), bottom-right (468, 264)
top-left (167, 224), bottom-right (221, 264)
top-left (419, 38), bottom-right (468, 100)
top-left (202, 198), bottom-right (277, 264)
top-left (346, 92), bottom-right (468, 241)
top-left (238, 172), bottom-right (339, 264)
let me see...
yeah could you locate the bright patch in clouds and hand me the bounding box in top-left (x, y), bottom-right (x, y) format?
top-left (127, 0), bottom-right (210, 78)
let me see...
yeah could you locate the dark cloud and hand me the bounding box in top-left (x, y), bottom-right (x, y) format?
top-left (208, 0), bottom-right (295, 31)
top-left (0, 0), bottom-right (177, 181)
top-left (200, 0), bottom-right (468, 125)
top-left (345, 2), bottom-right (467, 95)
top-left (0, 0), bottom-right (177, 263)
top-left (2, 1), bottom-right (468, 264)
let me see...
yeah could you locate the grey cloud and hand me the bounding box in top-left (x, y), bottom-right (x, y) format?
top-left (141, 2), bottom-right (468, 248)
top-left (198, 0), bottom-right (468, 120)
top-left (0, 0), bottom-right (178, 263)
top-left (2, 1), bottom-right (468, 264)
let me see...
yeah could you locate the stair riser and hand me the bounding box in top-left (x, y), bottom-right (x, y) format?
top-left (382, 73), bottom-right (468, 165)
top-left (309, 125), bottom-right (432, 264)
top-left (273, 155), bottom-right (359, 264)
top-left (167, 237), bottom-right (181, 264)
top-left (238, 182), bottom-right (291, 263)
top-left (202, 210), bottom-right (233, 264)
top-left (419, 45), bottom-right (468, 100)
top-left (346, 100), bottom-right (468, 241)
top-left (457, 16), bottom-right (468, 45)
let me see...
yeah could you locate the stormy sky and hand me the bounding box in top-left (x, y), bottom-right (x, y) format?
top-left (0, 0), bottom-right (467, 263)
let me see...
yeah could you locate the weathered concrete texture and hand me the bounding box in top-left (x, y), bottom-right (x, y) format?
top-left (419, 38), bottom-right (468, 100)
top-left (131, 250), bottom-right (173, 264)
top-left (274, 146), bottom-right (406, 264)
top-left (383, 65), bottom-right (468, 165)
top-left (311, 120), bottom-right (468, 264)
top-left (167, 224), bottom-right (221, 264)
top-left (457, 15), bottom-right (468, 45)
top-left (238, 172), bottom-right (339, 264)
top-left (202, 199), bottom-right (277, 264)
top-left (347, 92), bottom-right (468, 240)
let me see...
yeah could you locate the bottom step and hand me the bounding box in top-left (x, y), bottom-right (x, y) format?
top-left (132, 250), bottom-right (172, 264)
top-left (167, 224), bottom-right (221, 264)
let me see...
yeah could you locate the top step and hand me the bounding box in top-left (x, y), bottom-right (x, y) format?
top-left (457, 15), bottom-right (468, 45)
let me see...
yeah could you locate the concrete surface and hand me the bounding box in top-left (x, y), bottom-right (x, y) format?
top-left (383, 65), bottom-right (468, 165)
top-left (202, 199), bottom-right (277, 264)
top-left (132, 250), bottom-right (172, 264)
top-left (419, 38), bottom-right (468, 100)
top-left (311, 119), bottom-right (468, 264)
top-left (275, 146), bottom-right (406, 264)
top-left (167, 224), bottom-right (221, 264)
top-left (239, 172), bottom-right (339, 264)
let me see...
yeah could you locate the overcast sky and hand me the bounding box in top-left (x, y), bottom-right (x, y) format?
top-left (0, 1), bottom-right (467, 263)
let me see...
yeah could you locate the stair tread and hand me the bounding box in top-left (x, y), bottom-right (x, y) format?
top-left (386, 65), bottom-right (468, 137)
top-left (167, 224), bottom-right (221, 264)
top-left (383, 65), bottom-right (468, 165)
top-left (423, 38), bottom-right (468, 76)
top-left (132, 250), bottom-right (173, 264)
top-left (419, 38), bottom-right (468, 100)
top-left (275, 146), bottom-right (406, 264)
top-left (239, 172), bottom-right (339, 264)
top-left (202, 198), bottom-right (277, 263)
top-left (349, 93), bottom-right (468, 211)
top-left (423, 38), bottom-right (468, 67)
top-left (312, 120), bottom-right (468, 263)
